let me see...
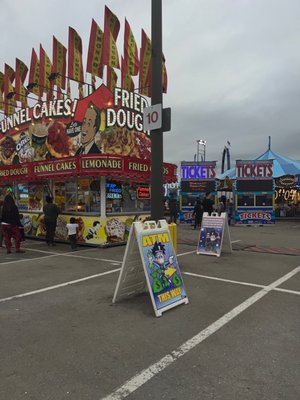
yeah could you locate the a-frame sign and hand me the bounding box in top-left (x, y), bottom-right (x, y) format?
top-left (113, 220), bottom-right (189, 317)
top-left (197, 212), bottom-right (232, 257)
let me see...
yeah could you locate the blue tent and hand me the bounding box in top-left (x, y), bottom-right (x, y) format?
top-left (218, 148), bottom-right (300, 179)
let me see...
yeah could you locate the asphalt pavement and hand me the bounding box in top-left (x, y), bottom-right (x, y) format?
top-left (0, 220), bottom-right (300, 400)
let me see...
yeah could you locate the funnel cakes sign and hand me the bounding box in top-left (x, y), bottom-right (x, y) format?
top-left (0, 85), bottom-right (151, 167)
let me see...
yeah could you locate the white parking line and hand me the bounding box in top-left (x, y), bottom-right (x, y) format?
top-left (177, 250), bottom-right (196, 256)
top-left (0, 268), bottom-right (121, 303)
top-left (0, 247), bottom-right (123, 266)
top-left (62, 254), bottom-right (123, 263)
top-left (0, 253), bottom-right (61, 266)
top-left (101, 265), bottom-right (300, 400)
top-left (25, 246), bottom-right (123, 264)
top-left (183, 271), bottom-right (300, 296)
top-left (184, 271), bottom-right (266, 289)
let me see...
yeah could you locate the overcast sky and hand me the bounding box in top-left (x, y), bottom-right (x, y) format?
top-left (1, 0), bottom-right (300, 168)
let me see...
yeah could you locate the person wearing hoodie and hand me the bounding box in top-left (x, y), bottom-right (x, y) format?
top-left (202, 192), bottom-right (214, 215)
top-left (1, 194), bottom-right (24, 254)
top-left (43, 195), bottom-right (60, 246)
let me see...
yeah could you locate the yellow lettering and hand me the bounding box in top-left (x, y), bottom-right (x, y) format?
top-left (157, 292), bottom-right (171, 302)
top-left (142, 233), bottom-right (170, 247)
top-left (9, 167), bottom-right (27, 176)
top-left (55, 161), bottom-right (76, 171)
top-left (142, 235), bottom-right (153, 246)
top-left (170, 288), bottom-right (181, 298)
top-left (128, 162), bottom-right (148, 172)
top-left (82, 159), bottom-right (122, 170)
top-left (33, 164), bottom-right (54, 173)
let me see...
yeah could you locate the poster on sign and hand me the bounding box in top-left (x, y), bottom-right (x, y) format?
top-left (197, 212), bottom-right (232, 257)
top-left (113, 220), bottom-right (188, 317)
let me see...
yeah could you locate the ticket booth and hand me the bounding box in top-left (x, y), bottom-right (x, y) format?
top-left (235, 160), bottom-right (275, 225)
top-left (179, 161), bottom-right (217, 224)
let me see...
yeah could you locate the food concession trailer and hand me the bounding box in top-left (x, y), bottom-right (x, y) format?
top-left (0, 85), bottom-right (177, 246)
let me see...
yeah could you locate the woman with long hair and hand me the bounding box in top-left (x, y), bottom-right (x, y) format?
top-left (1, 194), bottom-right (25, 254)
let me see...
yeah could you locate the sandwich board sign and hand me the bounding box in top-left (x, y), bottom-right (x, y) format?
top-left (113, 220), bottom-right (189, 317)
top-left (197, 212), bottom-right (232, 257)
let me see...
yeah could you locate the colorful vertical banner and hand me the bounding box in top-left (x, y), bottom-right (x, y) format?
top-left (106, 66), bottom-right (118, 92)
top-left (78, 82), bottom-right (84, 99)
top-left (91, 74), bottom-right (96, 92)
top-left (56, 87), bottom-right (63, 100)
top-left (68, 27), bottom-right (84, 83)
top-left (139, 29), bottom-right (151, 97)
top-left (121, 57), bottom-right (134, 91)
top-left (0, 71), bottom-right (4, 91)
top-left (67, 79), bottom-right (71, 98)
top-left (124, 18), bottom-right (139, 76)
top-left (4, 63), bottom-right (15, 115)
top-left (39, 45), bottom-right (52, 98)
top-left (138, 29), bottom-right (167, 96)
top-left (86, 19), bottom-right (104, 79)
top-left (101, 6), bottom-right (120, 68)
top-left (52, 36), bottom-right (67, 90)
top-left (15, 58), bottom-right (28, 107)
top-left (28, 48), bottom-right (40, 96)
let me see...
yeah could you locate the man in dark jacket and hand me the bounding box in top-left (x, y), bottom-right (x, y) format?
top-left (192, 199), bottom-right (203, 229)
top-left (168, 196), bottom-right (178, 224)
top-left (43, 196), bottom-right (60, 246)
top-left (1, 194), bottom-right (24, 253)
top-left (202, 192), bottom-right (214, 215)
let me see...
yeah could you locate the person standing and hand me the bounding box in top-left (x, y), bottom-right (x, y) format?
top-left (217, 195), bottom-right (227, 215)
top-left (227, 199), bottom-right (234, 225)
top-left (192, 199), bottom-right (203, 229)
top-left (66, 217), bottom-right (79, 251)
top-left (168, 196), bottom-right (178, 224)
top-left (1, 194), bottom-right (24, 254)
top-left (43, 195), bottom-right (60, 246)
top-left (202, 192), bottom-right (214, 215)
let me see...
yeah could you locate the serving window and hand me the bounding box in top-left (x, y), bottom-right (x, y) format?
top-left (237, 194), bottom-right (255, 207)
top-left (53, 177), bottom-right (101, 213)
top-left (54, 180), bottom-right (67, 211)
top-left (181, 193), bottom-right (206, 207)
top-left (256, 193), bottom-right (273, 206)
top-left (237, 193), bottom-right (273, 207)
top-left (106, 180), bottom-right (151, 213)
top-left (78, 178), bottom-right (100, 212)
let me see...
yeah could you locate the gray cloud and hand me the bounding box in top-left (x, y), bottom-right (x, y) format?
top-left (1, 0), bottom-right (300, 168)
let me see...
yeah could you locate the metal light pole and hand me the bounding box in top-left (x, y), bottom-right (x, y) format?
top-left (196, 139), bottom-right (206, 162)
top-left (150, 0), bottom-right (164, 221)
